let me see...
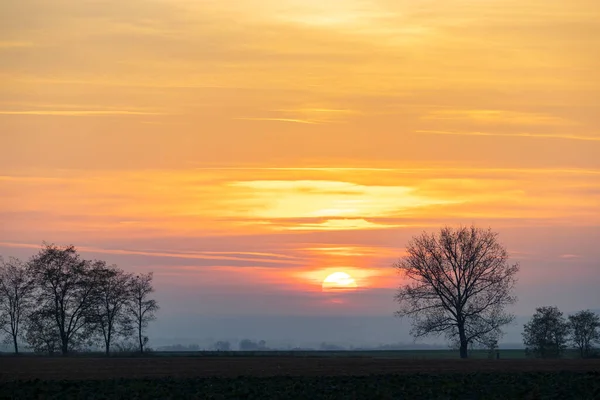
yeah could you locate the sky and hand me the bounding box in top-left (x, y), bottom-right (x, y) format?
top-left (1, 0), bottom-right (599, 346)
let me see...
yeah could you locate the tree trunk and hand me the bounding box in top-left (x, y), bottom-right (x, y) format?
top-left (459, 341), bottom-right (468, 359)
top-left (61, 338), bottom-right (69, 355)
top-left (138, 325), bottom-right (144, 354)
top-left (13, 335), bottom-right (19, 355)
top-left (105, 331), bottom-right (111, 356)
top-left (458, 324), bottom-right (468, 359)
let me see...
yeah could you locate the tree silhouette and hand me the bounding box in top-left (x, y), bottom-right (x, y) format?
top-left (523, 306), bottom-right (570, 358)
top-left (394, 226), bottom-right (519, 359)
top-left (27, 244), bottom-right (99, 355)
top-left (568, 310), bottom-right (600, 359)
top-left (88, 263), bottom-right (132, 355)
top-left (0, 257), bottom-right (35, 354)
top-left (126, 273), bottom-right (159, 354)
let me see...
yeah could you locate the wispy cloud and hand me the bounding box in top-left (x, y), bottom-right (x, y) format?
top-left (559, 254), bottom-right (582, 259)
top-left (269, 108), bottom-right (360, 124)
top-left (0, 241), bottom-right (303, 266)
top-left (417, 130), bottom-right (600, 142)
top-left (0, 110), bottom-right (166, 116)
top-left (423, 110), bottom-right (578, 126)
top-left (0, 41), bottom-right (35, 48)
top-left (233, 117), bottom-right (319, 124)
top-left (283, 218), bottom-right (406, 231)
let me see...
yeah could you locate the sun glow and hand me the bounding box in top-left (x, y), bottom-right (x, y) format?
top-left (322, 271), bottom-right (358, 292)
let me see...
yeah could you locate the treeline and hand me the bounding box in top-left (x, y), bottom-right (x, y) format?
top-left (157, 341), bottom-right (453, 352)
top-left (0, 244), bottom-right (159, 356)
top-left (523, 306), bottom-right (600, 359)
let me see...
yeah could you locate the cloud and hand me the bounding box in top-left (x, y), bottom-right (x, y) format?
top-left (0, 110), bottom-right (166, 116)
top-left (283, 218), bottom-right (405, 231)
top-left (423, 110), bottom-right (578, 126)
top-left (0, 41), bottom-right (35, 48)
top-left (559, 254), bottom-right (582, 259)
top-left (0, 241), bottom-right (303, 266)
top-left (2, 167), bottom-right (599, 244)
top-left (417, 130), bottom-right (600, 142)
top-left (233, 117), bottom-right (319, 124)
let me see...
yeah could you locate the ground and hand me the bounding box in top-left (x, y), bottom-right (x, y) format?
top-left (1, 356), bottom-right (600, 381)
top-left (0, 355), bottom-right (599, 399)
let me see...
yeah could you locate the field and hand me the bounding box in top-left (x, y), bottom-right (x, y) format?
top-left (1, 356), bottom-right (599, 399)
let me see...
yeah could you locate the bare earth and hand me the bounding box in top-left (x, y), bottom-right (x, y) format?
top-left (1, 357), bottom-right (599, 381)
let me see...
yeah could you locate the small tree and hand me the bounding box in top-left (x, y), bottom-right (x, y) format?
top-left (523, 306), bottom-right (570, 358)
top-left (486, 338), bottom-right (499, 359)
top-left (88, 263), bottom-right (132, 356)
top-left (0, 257), bottom-right (35, 354)
top-left (394, 226), bottom-right (519, 358)
top-left (127, 273), bottom-right (158, 354)
top-left (568, 310), bottom-right (600, 359)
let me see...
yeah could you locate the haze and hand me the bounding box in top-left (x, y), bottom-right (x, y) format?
top-left (1, 0), bottom-right (599, 348)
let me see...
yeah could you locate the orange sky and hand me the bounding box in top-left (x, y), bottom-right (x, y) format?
top-left (1, 0), bottom-right (599, 321)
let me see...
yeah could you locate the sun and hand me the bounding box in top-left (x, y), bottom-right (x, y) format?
top-left (322, 272), bottom-right (358, 292)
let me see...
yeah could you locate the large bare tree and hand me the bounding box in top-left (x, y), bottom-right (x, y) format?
top-left (127, 272), bottom-right (159, 353)
top-left (0, 257), bottom-right (35, 354)
top-left (27, 244), bottom-right (100, 355)
top-left (394, 225), bottom-right (519, 358)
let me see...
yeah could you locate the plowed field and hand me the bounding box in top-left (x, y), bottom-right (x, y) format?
top-left (1, 357), bottom-right (599, 381)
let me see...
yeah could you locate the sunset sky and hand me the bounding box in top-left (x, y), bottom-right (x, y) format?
top-left (1, 0), bottom-right (599, 343)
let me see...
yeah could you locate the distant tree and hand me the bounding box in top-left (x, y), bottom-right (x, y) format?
top-left (394, 226), bottom-right (519, 359)
top-left (523, 306), bottom-right (570, 358)
top-left (239, 339), bottom-right (259, 351)
top-left (126, 273), bottom-right (159, 354)
top-left (113, 340), bottom-right (139, 353)
top-left (486, 338), bottom-right (499, 359)
top-left (214, 340), bottom-right (231, 351)
top-left (319, 342), bottom-right (346, 351)
top-left (88, 263), bottom-right (132, 356)
top-left (27, 244), bottom-right (100, 355)
top-left (568, 310), bottom-right (600, 359)
top-left (0, 257), bottom-right (35, 354)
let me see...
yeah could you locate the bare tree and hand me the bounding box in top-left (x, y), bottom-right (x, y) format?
top-left (394, 225), bottom-right (519, 359)
top-left (568, 310), bottom-right (600, 359)
top-left (523, 306), bottom-right (570, 358)
top-left (88, 262), bottom-right (132, 356)
top-left (0, 257), bottom-right (35, 354)
top-left (127, 272), bottom-right (159, 353)
top-left (27, 244), bottom-right (99, 355)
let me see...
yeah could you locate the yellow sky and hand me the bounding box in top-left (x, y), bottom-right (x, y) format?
top-left (1, 0), bottom-right (599, 315)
